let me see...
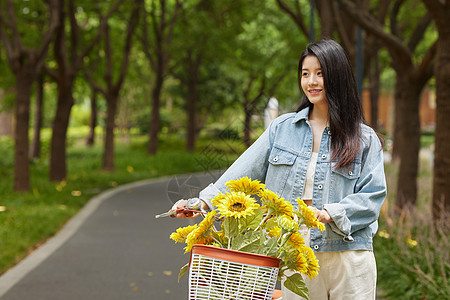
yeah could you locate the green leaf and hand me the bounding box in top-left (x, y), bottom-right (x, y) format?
top-left (259, 236), bottom-right (278, 257)
top-left (239, 208), bottom-right (265, 231)
top-left (178, 263), bottom-right (189, 282)
top-left (263, 217), bottom-right (278, 230)
top-left (231, 231), bottom-right (262, 253)
top-left (223, 217), bottom-right (239, 240)
top-left (283, 273), bottom-right (309, 299)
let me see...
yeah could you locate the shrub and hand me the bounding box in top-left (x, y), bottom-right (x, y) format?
top-left (375, 160), bottom-right (449, 299)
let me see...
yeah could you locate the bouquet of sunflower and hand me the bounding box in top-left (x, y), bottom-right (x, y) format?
top-left (170, 177), bottom-right (325, 299)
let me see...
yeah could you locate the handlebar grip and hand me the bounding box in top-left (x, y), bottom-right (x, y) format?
top-left (186, 198), bottom-right (202, 210)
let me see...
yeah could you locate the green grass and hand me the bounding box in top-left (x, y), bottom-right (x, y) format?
top-left (0, 131), bottom-right (246, 275)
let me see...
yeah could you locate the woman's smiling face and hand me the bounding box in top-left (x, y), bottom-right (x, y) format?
top-left (301, 55), bottom-right (327, 107)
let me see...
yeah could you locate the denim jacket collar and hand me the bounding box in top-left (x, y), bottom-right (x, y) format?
top-left (292, 106), bottom-right (310, 124)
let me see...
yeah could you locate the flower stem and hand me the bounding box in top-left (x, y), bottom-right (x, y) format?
top-left (278, 231), bottom-right (294, 255)
top-left (255, 210), bottom-right (273, 231)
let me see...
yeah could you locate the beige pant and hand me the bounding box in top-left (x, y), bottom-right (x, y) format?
top-left (282, 228), bottom-right (377, 300)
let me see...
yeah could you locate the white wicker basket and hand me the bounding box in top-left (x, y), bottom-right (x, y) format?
top-left (189, 245), bottom-right (281, 300)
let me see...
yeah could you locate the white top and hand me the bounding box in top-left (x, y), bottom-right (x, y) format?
top-left (302, 152), bottom-right (318, 200)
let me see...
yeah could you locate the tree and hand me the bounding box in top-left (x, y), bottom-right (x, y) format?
top-left (0, 0), bottom-right (60, 191)
top-left (171, 0), bottom-right (205, 152)
top-left (336, 0), bottom-right (436, 210)
top-left (170, 0), bottom-right (250, 151)
top-left (232, 7), bottom-right (295, 146)
top-left (422, 0), bottom-right (450, 223)
top-left (140, 0), bottom-right (181, 155)
top-left (45, 0), bottom-right (124, 181)
top-left (86, 0), bottom-right (141, 171)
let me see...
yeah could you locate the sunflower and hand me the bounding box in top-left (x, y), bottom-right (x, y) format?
top-left (293, 251), bottom-right (308, 274)
top-left (184, 235), bottom-right (214, 253)
top-left (211, 193), bottom-right (227, 207)
top-left (185, 211), bottom-right (217, 247)
top-left (184, 217), bottom-right (217, 253)
top-left (170, 224), bottom-right (198, 244)
top-left (197, 210), bottom-right (217, 233)
top-left (287, 232), bottom-right (306, 249)
top-left (277, 214), bottom-right (299, 232)
top-left (215, 191), bottom-right (260, 218)
top-left (296, 198), bottom-right (325, 232)
top-left (304, 247), bottom-right (320, 279)
top-left (283, 248), bottom-right (307, 274)
top-left (258, 189), bottom-right (294, 217)
top-left (225, 177), bottom-right (265, 195)
top-left (267, 226), bottom-right (281, 238)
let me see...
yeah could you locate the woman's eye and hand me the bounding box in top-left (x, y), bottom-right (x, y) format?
top-left (302, 72), bottom-right (309, 77)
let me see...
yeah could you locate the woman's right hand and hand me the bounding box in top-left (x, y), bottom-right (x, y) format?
top-left (170, 199), bottom-right (200, 219)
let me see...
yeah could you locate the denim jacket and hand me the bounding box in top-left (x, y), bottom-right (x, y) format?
top-left (199, 107), bottom-right (387, 252)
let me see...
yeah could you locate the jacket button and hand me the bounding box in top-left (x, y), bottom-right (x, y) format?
top-left (321, 154), bottom-right (327, 159)
top-left (348, 170), bottom-right (353, 176)
top-left (317, 184), bottom-right (323, 190)
top-left (328, 130), bottom-right (332, 135)
top-left (273, 156), bottom-right (279, 162)
top-left (313, 245), bottom-right (319, 250)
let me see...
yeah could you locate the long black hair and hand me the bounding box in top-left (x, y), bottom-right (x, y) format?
top-left (297, 39), bottom-right (380, 168)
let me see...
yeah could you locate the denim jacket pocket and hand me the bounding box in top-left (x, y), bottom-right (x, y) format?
top-left (331, 160), bottom-right (362, 179)
top-left (268, 145), bottom-right (297, 165)
top-left (266, 145), bottom-right (297, 195)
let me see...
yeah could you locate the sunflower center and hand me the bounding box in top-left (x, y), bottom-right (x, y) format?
top-left (231, 202), bottom-right (245, 211)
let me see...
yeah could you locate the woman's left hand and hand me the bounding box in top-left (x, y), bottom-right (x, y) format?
top-left (308, 206), bottom-right (332, 224)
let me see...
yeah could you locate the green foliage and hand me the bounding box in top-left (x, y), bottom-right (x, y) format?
top-left (9, 0), bottom-right (49, 48)
top-left (375, 160), bottom-right (449, 300)
top-left (223, 216), bottom-right (240, 240)
top-left (231, 231), bottom-right (264, 253)
top-left (284, 273), bottom-right (309, 300)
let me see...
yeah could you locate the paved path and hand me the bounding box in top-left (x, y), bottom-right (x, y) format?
top-left (0, 171), bottom-right (222, 300)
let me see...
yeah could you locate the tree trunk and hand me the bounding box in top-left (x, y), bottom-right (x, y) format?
top-left (14, 72), bottom-right (34, 191)
top-left (432, 30), bottom-right (450, 223)
top-left (102, 93), bottom-right (118, 171)
top-left (148, 75), bottom-right (163, 155)
top-left (317, 0), bottom-right (334, 39)
top-left (49, 83), bottom-right (74, 181)
top-left (186, 79), bottom-right (198, 152)
top-left (394, 76), bottom-right (423, 210)
top-left (30, 73), bottom-right (44, 159)
top-left (368, 53), bottom-right (380, 129)
top-left (86, 89), bottom-right (98, 147)
top-left (185, 51), bottom-right (202, 153)
top-left (243, 102), bottom-right (253, 148)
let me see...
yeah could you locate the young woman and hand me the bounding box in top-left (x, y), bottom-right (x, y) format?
top-left (172, 39), bottom-right (387, 300)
